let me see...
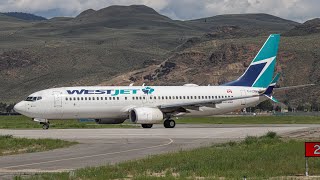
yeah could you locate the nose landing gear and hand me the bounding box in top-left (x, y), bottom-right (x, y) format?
top-left (33, 118), bottom-right (50, 130)
top-left (40, 122), bottom-right (50, 130)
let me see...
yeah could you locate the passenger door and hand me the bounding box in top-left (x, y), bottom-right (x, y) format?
top-left (240, 90), bottom-right (246, 106)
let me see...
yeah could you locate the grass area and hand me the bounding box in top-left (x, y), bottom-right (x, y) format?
top-left (23, 132), bottom-right (319, 179)
top-left (178, 115), bottom-right (320, 124)
top-left (0, 115), bottom-right (137, 129)
top-left (1, 115), bottom-right (320, 129)
top-left (0, 135), bottom-right (76, 156)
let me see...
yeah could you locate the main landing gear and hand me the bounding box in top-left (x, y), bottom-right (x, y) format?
top-left (164, 119), bottom-right (176, 128)
top-left (141, 119), bottom-right (176, 128)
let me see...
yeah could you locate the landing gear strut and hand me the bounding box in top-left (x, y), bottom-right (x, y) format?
top-left (141, 124), bottom-right (153, 128)
top-left (164, 119), bottom-right (176, 128)
top-left (40, 122), bottom-right (50, 130)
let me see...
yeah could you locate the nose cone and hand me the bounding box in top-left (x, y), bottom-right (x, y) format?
top-left (14, 102), bottom-right (26, 114)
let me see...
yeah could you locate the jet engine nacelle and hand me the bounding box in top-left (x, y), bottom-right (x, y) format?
top-left (95, 118), bottom-right (126, 124)
top-left (129, 107), bottom-right (163, 124)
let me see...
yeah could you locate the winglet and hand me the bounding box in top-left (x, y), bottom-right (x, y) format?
top-left (263, 73), bottom-right (281, 103)
top-left (264, 73), bottom-right (280, 95)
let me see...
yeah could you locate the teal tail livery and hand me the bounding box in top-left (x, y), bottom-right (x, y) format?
top-left (224, 34), bottom-right (280, 88)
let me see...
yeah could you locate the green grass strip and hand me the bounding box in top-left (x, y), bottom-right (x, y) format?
top-left (0, 116), bottom-right (137, 129)
top-left (24, 132), bottom-right (320, 179)
top-left (178, 115), bottom-right (320, 124)
top-left (0, 135), bottom-right (77, 156)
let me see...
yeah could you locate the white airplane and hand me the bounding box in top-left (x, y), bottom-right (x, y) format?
top-left (13, 34), bottom-right (309, 129)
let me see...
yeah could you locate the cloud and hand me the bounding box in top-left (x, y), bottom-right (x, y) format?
top-left (0, 0), bottom-right (319, 22)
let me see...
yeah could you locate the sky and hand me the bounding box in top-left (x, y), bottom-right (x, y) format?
top-left (0, 0), bottom-right (319, 22)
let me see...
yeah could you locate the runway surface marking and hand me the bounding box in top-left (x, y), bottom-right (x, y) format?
top-left (2, 137), bottom-right (173, 169)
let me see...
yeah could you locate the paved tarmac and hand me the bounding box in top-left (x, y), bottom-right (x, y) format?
top-left (0, 124), bottom-right (315, 177)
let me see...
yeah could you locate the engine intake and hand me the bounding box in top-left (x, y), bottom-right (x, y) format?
top-left (129, 107), bottom-right (163, 124)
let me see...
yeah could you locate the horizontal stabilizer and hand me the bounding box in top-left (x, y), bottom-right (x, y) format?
top-left (264, 94), bottom-right (279, 103)
top-left (273, 84), bottom-right (316, 94)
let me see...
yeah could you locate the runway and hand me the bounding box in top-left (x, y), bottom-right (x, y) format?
top-left (0, 124), bottom-right (315, 176)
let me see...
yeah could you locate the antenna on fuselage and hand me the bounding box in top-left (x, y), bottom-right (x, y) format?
top-left (129, 83), bottom-right (134, 86)
top-left (142, 83), bottom-right (145, 87)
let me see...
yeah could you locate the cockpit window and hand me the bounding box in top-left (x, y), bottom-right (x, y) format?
top-left (25, 97), bottom-right (33, 101)
top-left (25, 96), bottom-right (42, 102)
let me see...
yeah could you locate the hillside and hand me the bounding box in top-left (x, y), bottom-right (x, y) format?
top-left (1, 12), bottom-right (46, 21)
top-left (284, 18), bottom-right (320, 36)
top-left (0, 5), bottom-right (318, 108)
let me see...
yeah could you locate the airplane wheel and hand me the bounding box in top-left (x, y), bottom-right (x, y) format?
top-left (42, 123), bottom-right (50, 130)
top-left (141, 124), bottom-right (153, 128)
top-left (164, 119), bottom-right (175, 128)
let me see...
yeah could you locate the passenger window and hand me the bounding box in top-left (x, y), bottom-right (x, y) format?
top-left (89, 97), bottom-right (91, 100)
top-left (154, 96), bottom-right (157, 100)
top-left (125, 97), bottom-right (127, 100)
top-left (169, 96), bottom-right (171, 99)
top-left (66, 97), bottom-right (68, 101)
top-left (109, 97), bottom-right (112, 100)
top-left (180, 96), bottom-right (182, 99)
top-left (85, 97), bottom-right (87, 100)
top-left (205, 96), bottom-right (207, 99)
top-left (105, 97), bottom-right (108, 100)
top-left (77, 97), bottom-right (80, 101)
top-left (117, 97), bottom-right (119, 100)
top-left (37, 97), bottom-right (42, 100)
top-left (133, 97), bottom-right (135, 100)
top-left (176, 96), bottom-right (178, 99)
top-left (93, 97), bottom-right (95, 100)
top-left (113, 97), bottom-right (115, 100)
top-left (143, 97), bottom-right (145, 100)
top-left (172, 96), bottom-right (175, 99)
top-left (215, 96), bottom-right (217, 99)
top-left (73, 97), bottom-right (76, 101)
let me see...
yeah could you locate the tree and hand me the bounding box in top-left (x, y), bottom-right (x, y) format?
top-left (275, 106), bottom-right (282, 112)
top-left (6, 104), bottom-right (15, 114)
top-left (257, 100), bottom-right (273, 111)
top-left (297, 104), bottom-right (305, 111)
top-left (0, 102), bottom-right (7, 112)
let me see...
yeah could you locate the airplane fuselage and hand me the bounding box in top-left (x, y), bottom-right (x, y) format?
top-left (15, 85), bottom-right (266, 120)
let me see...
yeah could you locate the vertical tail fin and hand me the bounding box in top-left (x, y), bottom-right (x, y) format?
top-left (224, 34), bottom-right (280, 88)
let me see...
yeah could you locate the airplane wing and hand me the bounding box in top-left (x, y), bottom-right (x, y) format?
top-left (158, 94), bottom-right (261, 111)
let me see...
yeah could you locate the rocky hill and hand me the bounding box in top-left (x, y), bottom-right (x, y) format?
top-left (284, 18), bottom-right (320, 36)
top-left (0, 5), bottom-right (318, 108)
top-left (1, 12), bottom-right (46, 21)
